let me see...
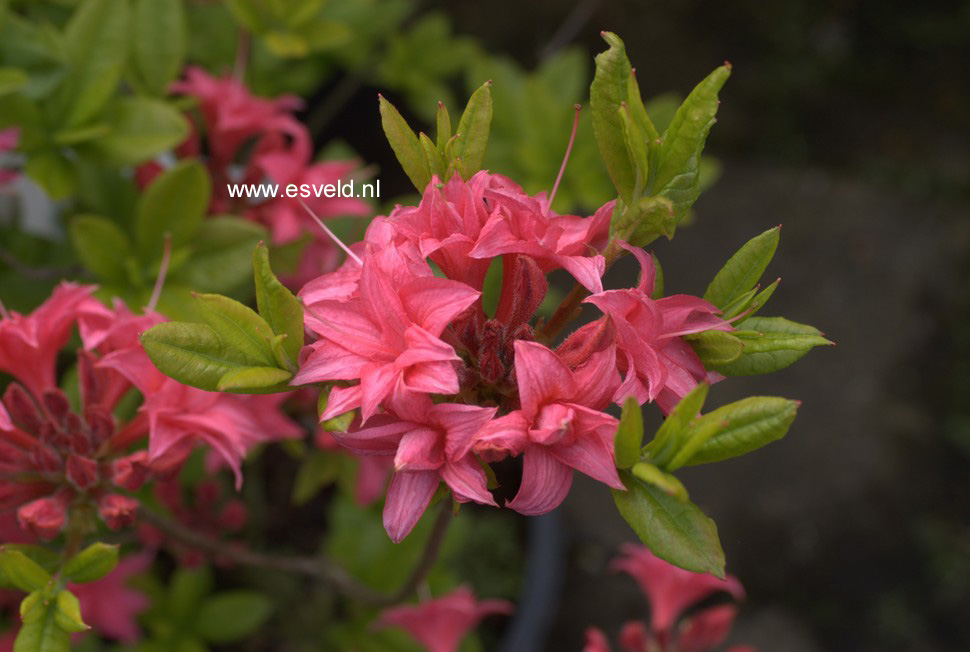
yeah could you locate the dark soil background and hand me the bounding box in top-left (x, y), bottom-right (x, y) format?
top-left (315, 1), bottom-right (970, 650)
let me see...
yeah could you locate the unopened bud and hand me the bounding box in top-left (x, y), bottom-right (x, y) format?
top-left (3, 382), bottom-right (43, 433)
top-left (41, 388), bottom-right (71, 426)
top-left (98, 494), bottom-right (139, 530)
top-left (17, 495), bottom-right (67, 540)
top-left (66, 454), bottom-right (99, 490)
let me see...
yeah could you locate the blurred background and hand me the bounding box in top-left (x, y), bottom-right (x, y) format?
top-left (1, 0), bottom-right (968, 650)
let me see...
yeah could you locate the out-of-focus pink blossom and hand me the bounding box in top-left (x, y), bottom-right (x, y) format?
top-left (584, 243), bottom-right (732, 413)
top-left (377, 586), bottom-right (512, 652)
top-left (0, 128), bottom-right (19, 183)
top-left (471, 341), bottom-right (623, 515)
top-left (69, 553), bottom-right (152, 643)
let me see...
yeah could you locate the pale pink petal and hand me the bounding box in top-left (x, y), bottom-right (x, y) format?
top-left (441, 455), bottom-right (496, 506)
top-left (507, 445), bottom-right (573, 515)
top-left (394, 427), bottom-right (442, 471)
top-left (512, 340), bottom-right (576, 418)
top-left (383, 470), bottom-right (439, 542)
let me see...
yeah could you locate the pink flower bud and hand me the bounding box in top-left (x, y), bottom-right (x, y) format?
top-left (98, 494), bottom-right (139, 530)
top-left (85, 407), bottom-right (114, 448)
top-left (17, 495), bottom-right (67, 539)
top-left (111, 452), bottom-right (150, 491)
top-left (2, 382), bottom-right (42, 433)
top-left (66, 454), bottom-right (99, 490)
top-left (41, 388), bottom-right (71, 426)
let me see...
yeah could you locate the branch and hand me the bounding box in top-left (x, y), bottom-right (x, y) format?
top-left (140, 500), bottom-right (453, 608)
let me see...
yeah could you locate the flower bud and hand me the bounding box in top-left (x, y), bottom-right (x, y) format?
top-left (41, 388), bottom-right (71, 426)
top-left (3, 382), bottom-right (43, 433)
top-left (111, 452), bottom-right (150, 491)
top-left (17, 495), bottom-right (67, 540)
top-left (66, 454), bottom-right (99, 490)
top-left (98, 494), bottom-right (139, 530)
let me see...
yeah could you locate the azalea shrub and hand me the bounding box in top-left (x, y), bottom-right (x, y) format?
top-left (0, 1), bottom-right (830, 649)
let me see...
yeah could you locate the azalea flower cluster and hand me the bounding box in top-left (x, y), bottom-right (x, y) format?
top-left (296, 171), bottom-right (733, 541)
top-left (152, 68), bottom-right (370, 282)
top-left (0, 284), bottom-right (299, 541)
top-left (585, 544), bottom-right (753, 652)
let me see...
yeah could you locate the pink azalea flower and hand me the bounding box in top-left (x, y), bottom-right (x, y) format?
top-left (69, 552), bottom-right (152, 643)
top-left (0, 283), bottom-right (96, 398)
top-left (0, 128), bottom-right (19, 183)
top-left (584, 243), bottom-right (732, 413)
top-left (471, 340), bottom-right (624, 515)
top-left (334, 400), bottom-right (497, 542)
top-left (584, 627), bottom-right (614, 652)
top-left (376, 586), bottom-right (513, 652)
top-left (294, 239), bottom-right (480, 423)
top-left (611, 544), bottom-right (744, 648)
top-left (467, 181), bottom-right (611, 293)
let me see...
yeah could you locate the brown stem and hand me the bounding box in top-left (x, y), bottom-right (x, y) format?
top-left (140, 499), bottom-right (453, 608)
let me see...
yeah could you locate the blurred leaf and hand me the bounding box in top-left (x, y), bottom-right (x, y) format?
top-left (176, 217), bottom-right (266, 295)
top-left (0, 67), bottom-right (27, 96)
top-left (87, 96), bottom-right (188, 165)
top-left (52, 590), bottom-right (88, 634)
top-left (132, 0), bottom-right (186, 95)
top-left (292, 451), bottom-right (341, 505)
top-left (612, 470), bottom-right (725, 576)
top-left (69, 214), bottom-right (131, 284)
top-left (16, 591), bottom-right (73, 652)
top-left (591, 31), bottom-right (636, 203)
top-left (711, 316), bottom-right (832, 376)
top-left (136, 160), bottom-right (209, 259)
top-left (704, 226), bottom-right (780, 310)
top-left (681, 396), bottom-right (800, 466)
top-left (197, 591), bottom-right (272, 644)
top-left (379, 94), bottom-right (430, 192)
top-left (0, 15), bottom-right (65, 99)
top-left (452, 81), bottom-right (492, 179)
top-left (651, 64), bottom-right (730, 222)
top-left (614, 396), bottom-right (643, 469)
top-left (62, 542), bottom-right (119, 584)
top-left (53, 0), bottom-right (129, 128)
top-left (25, 149), bottom-right (75, 199)
top-left (253, 242), bottom-right (303, 366)
top-left (0, 548), bottom-right (51, 592)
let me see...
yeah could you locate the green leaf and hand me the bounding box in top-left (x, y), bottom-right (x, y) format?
top-left (703, 226), bottom-right (780, 310)
top-left (612, 471), bottom-right (724, 576)
top-left (264, 31), bottom-right (309, 58)
top-left (435, 101), bottom-right (451, 154)
top-left (196, 591), bottom-right (272, 644)
top-left (614, 396), bottom-right (643, 469)
top-left (217, 366), bottom-right (292, 392)
top-left (194, 293), bottom-right (277, 367)
top-left (379, 94), bottom-right (430, 192)
top-left (0, 549), bottom-right (51, 592)
top-left (451, 80), bottom-right (492, 179)
top-left (610, 195), bottom-right (676, 246)
top-left (253, 242), bottom-right (304, 366)
top-left (141, 321), bottom-right (254, 391)
top-left (0, 67), bottom-right (27, 96)
top-left (62, 543), bottom-right (119, 584)
top-left (53, 0), bottom-right (129, 128)
top-left (292, 451), bottom-right (341, 505)
top-left (710, 316), bottom-right (832, 376)
top-left (685, 330), bottom-right (743, 366)
top-left (177, 217), bottom-right (266, 294)
top-left (619, 102), bottom-right (648, 197)
top-left (25, 150), bottom-right (75, 199)
top-left (646, 383), bottom-right (709, 465)
top-left (136, 160), bottom-right (210, 259)
top-left (132, 0), bottom-right (186, 95)
top-left (651, 64), bottom-right (731, 221)
top-left (420, 132), bottom-right (444, 180)
top-left (590, 31), bottom-right (636, 203)
top-left (631, 462), bottom-right (688, 501)
top-left (87, 96), bottom-right (189, 165)
top-left (52, 123), bottom-right (110, 146)
top-left (681, 396), bottom-right (800, 466)
top-left (15, 592), bottom-right (72, 652)
top-left (53, 591), bottom-right (88, 634)
top-left (69, 215), bottom-right (131, 284)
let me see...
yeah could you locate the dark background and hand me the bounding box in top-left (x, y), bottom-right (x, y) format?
top-left (350, 2), bottom-right (968, 650)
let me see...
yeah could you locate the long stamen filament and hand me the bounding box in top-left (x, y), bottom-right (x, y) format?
top-left (299, 199), bottom-right (363, 266)
top-left (146, 234), bottom-right (172, 313)
top-left (548, 103), bottom-right (582, 208)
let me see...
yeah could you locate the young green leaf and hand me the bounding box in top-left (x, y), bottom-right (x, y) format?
top-left (645, 382), bottom-right (709, 463)
top-left (451, 80), bottom-right (492, 179)
top-left (53, 590), bottom-right (89, 634)
top-left (69, 214), bottom-right (131, 284)
top-left (590, 31), bottom-right (636, 203)
top-left (0, 549), bottom-right (50, 593)
top-left (132, 0), bottom-right (186, 95)
top-left (680, 396), bottom-right (799, 466)
top-left (0, 68), bottom-right (28, 97)
top-left (62, 543), bottom-right (119, 584)
top-left (16, 592), bottom-right (72, 652)
top-left (196, 591), bottom-right (273, 644)
top-left (435, 101), bottom-right (451, 154)
top-left (379, 94), bottom-right (430, 192)
top-left (609, 195), bottom-right (675, 246)
top-left (651, 64), bottom-right (731, 221)
top-left (419, 132), bottom-right (445, 180)
top-left (703, 226), bottom-right (780, 310)
top-left (136, 160), bottom-right (210, 259)
top-left (710, 316), bottom-right (833, 376)
top-left (614, 396), bottom-right (644, 469)
top-left (685, 330), bottom-right (744, 366)
top-left (217, 366), bottom-right (292, 393)
top-left (631, 462), bottom-right (688, 501)
top-left (194, 293), bottom-right (277, 367)
top-left (140, 322), bottom-right (253, 391)
top-left (253, 242), bottom-right (304, 366)
top-left (619, 102), bottom-right (649, 197)
top-left (87, 96), bottom-right (189, 165)
top-left (612, 471), bottom-right (725, 577)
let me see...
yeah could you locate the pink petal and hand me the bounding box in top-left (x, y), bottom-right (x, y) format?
top-left (394, 427), bottom-right (442, 471)
top-left (507, 445), bottom-right (573, 515)
top-left (441, 455), bottom-right (496, 506)
top-left (512, 340), bottom-right (576, 418)
top-left (398, 277), bottom-right (481, 336)
top-left (383, 470), bottom-right (439, 542)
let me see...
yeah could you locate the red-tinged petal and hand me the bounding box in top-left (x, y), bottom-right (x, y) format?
top-left (584, 627), bottom-right (614, 652)
top-left (507, 445), bottom-right (573, 515)
top-left (467, 213), bottom-right (521, 259)
top-left (320, 384), bottom-right (362, 421)
top-left (618, 620), bottom-right (651, 652)
top-left (556, 253), bottom-right (605, 293)
top-left (677, 604), bottom-right (738, 652)
top-left (398, 277), bottom-right (481, 336)
top-left (441, 455), bottom-right (496, 506)
top-left (434, 404), bottom-right (497, 460)
top-left (512, 340), bottom-right (576, 418)
top-left (471, 411), bottom-right (530, 459)
top-left (302, 300), bottom-right (385, 356)
top-left (333, 414), bottom-right (410, 455)
top-left (17, 495), bottom-right (67, 539)
top-left (547, 406), bottom-right (623, 490)
top-left (397, 325), bottom-right (462, 367)
top-left (571, 345), bottom-right (621, 410)
top-left (618, 240), bottom-right (657, 295)
top-left (359, 364), bottom-right (399, 423)
top-left (298, 257), bottom-right (362, 305)
top-left (383, 470), bottom-right (439, 542)
top-left (359, 257), bottom-right (410, 334)
top-left (292, 339), bottom-right (369, 384)
top-left (394, 426), bottom-right (443, 471)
